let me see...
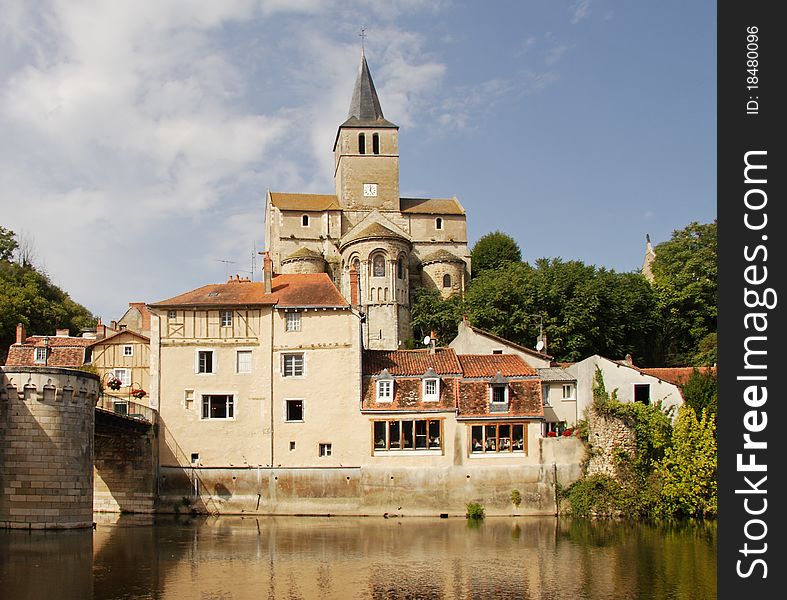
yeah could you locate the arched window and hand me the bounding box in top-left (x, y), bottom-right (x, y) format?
top-left (353, 258), bottom-right (361, 295)
top-left (443, 274), bottom-right (452, 288)
top-left (373, 255), bottom-right (386, 277)
top-left (435, 217), bottom-right (443, 230)
top-left (397, 257), bottom-right (404, 279)
top-left (358, 133), bottom-right (366, 154)
top-left (372, 133), bottom-right (380, 155)
top-left (301, 214), bottom-right (309, 227)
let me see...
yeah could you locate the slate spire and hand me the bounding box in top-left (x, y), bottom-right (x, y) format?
top-left (342, 53), bottom-right (397, 128)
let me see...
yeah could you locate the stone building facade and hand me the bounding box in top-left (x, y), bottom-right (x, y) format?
top-left (265, 53), bottom-right (471, 350)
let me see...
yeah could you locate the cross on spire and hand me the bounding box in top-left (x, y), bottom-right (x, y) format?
top-left (359, 26), bottom-right (367, 56)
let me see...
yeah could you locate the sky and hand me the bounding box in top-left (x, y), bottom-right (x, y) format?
top-left (0, 0), bottom-right (716, 323)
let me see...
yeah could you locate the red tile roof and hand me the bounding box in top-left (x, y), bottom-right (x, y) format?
top-left (149, 274), bottom-right (348, 309)
top-left (458, 354), bottom-right (537, 378)
top-left (5, 335), bottom-right (93, 367)
top-left (268, 192), bottom-right (341, 211)
top-left (363, 348), bottom-right (462, 376)
top-left (640, 367), bottom-right (716, 386)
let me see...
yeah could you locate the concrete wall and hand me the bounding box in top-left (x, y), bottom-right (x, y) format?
top-left (0, 366), bottom-right (99, 529)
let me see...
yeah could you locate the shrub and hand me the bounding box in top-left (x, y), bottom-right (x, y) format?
top-left (510, 489), bottom-right (522, 508)
top-left (466, 502), bottom-right (485, 520)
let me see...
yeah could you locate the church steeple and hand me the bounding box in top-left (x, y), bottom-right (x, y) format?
top-left (334, 51), bottom-right (400, 211)
top-left (342, 54), bottom-right (397, 128)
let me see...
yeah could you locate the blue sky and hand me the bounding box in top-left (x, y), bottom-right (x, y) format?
top-left (0, 0), bottom-right (716, 322)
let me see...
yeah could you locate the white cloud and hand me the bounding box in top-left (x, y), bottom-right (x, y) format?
top-left (570, 0), bottom-right (591, 24)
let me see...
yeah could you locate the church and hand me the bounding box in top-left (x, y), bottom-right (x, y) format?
top-left (264, 52), bottom-right (471, 350)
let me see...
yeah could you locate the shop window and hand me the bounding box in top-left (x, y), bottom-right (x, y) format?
top-left (470, 423), bottom-right (526, 453)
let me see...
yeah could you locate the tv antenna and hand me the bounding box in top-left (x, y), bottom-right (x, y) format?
top-left (213, 259), bottom-right (236, 280)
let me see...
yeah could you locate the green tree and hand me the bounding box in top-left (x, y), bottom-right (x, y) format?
top-left (650, 221), bottom-right (717, 365)
top-left (0, 226), bottom-right (18, 261)
top-left (680, 368), bottom-right (717, 422)
top-left (470, 231), bottom-right (521, 275)
top-left (410, 287), bottom-right (464, 346)
top-left (0, 228), bottom-right (96, 362)
top-left (657, 405), bottom-right (717, 518)
top-left (463, 258), bottom-right (658, 363)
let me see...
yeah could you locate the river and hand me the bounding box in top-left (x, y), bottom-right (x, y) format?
top-left (0, 515), bottom-right (716, 599)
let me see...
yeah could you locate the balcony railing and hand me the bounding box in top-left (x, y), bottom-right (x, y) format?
top-left (96, 393), bottom-right (157, 424)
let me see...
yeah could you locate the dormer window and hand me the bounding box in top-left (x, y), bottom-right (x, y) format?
top-left (489, 372), bottom-right (509, 412)
top-left (301, 214), bottom-right (309, 227)
top-left (435, 217), bottom-right (443, 230)
top-left (422, 368), bottom-right (440, 402)
top-left (34, 347), bottom-right (47, 364)
top-left (358, 133), bottom-right (366, 154)
top-left (376, 369), bottom-right (393, 403)
top-left (372, 133), bottom-right (380, 154)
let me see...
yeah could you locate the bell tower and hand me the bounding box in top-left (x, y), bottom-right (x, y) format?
top-left (333, 52), bottom-right (400, 212)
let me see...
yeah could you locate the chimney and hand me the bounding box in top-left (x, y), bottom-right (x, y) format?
top-left (349, 264), bottom-right (359, 306)
top-left (110, 320), bottom-right (118, 331)
top-left (55, 328), bottom-right (70, 337)
top-left (16, 323), bottom-right (26, 345)
top-left (263, 252), bottom-right (273, 294)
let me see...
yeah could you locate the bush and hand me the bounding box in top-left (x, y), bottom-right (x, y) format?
top-left (510, 490), bottom-right (522, 508)
top-left (561, 474), bottom-right (623, 519)
top-left (466, 502), bottom-right (485, 520)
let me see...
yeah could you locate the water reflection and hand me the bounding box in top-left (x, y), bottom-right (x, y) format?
top-left (0, 516), bottom-right (716, 600)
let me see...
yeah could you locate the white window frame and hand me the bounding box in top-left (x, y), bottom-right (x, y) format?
top-left (195, 349), bottom-right (216, 374)
top-left (376, 379), bottom-right (393, 403)
top-left (286, 312), bottom-right (301, 332)
top-left (422, 378), bottom-right (440, 402)
top-left (220, 310), bottom-right (233, 327)
top-left (489, 384), bottom-right (509, 409)
top-left (562, 383), bottom-right (575, 401)
top-left (319, 443), bottom-right (332, 457)
top-left (236, 349), bottom-right (252, 374)
top-left (201, 394), bottom-right (235, 420)
top-left (112, 368), bottom-right (131, 387)
top-left (285, 398), bottom-right (304, 422)
top-left (34, 347), bottom-right (47, 364)
top-left (167, 310), bottom-right (178, 320)
top-left (122, 344), bottom-right (133, 357)
top-left (281, 353), bottom-right (305, 378)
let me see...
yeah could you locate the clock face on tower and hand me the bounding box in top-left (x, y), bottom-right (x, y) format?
top-left (363, 183), bottom-right (378, 197)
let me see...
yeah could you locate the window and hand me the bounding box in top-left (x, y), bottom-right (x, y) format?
top-left (358, 133), bottom-right (366, 154)
top-left (442, 274), bottom-right (452, 288)
top-left (397, 257), bottom-right (404, 279)
top-left (470, 423), bottom-right (526, 454)
top-left (372, 133), bottom-right (380, 154)
top-left (286, 399), bottom-right (303, 422)
top-left (34, 347), bottom-right (47, 364)
top-left (184, 389), bottom-right (195, 409)
top-left (220, 310), bottom-right (233, 327)
top-left (112, 368), bottom-right (131, 387)
top-left (201, 394), bottom-right (234, 420)
top-left (301, 214), bottom-right (309, 227)
top-left (282, 353), bottom-right (304, 377)
top-left (123, 345), bottom-right (133, 357)
top-left (319, 443), bottom-right (332, 457)
top-left (562, 384), bottom-right (575, 400)
top-left (542, 384), bottom-right (551, 407)
top-left (491, 385), bottom-right (507, 404)
top-left (492, 349), bottom-right (504, 355)
top-left (422, 378), bottom-right (439, 402)
top-left (373, 419), bottom-right (442, 451)
top-left (286, 312), bottom-right (301, 332)
top-left (197, 350), bottom-right (214, 374)
top-left (168, 310), bottom-right (177, 320)
top-left (236, 350), bottom-right (252, 373)
top-left (634, 383), bottom-right (651, 404)
top-left (372, 254), bottom-right (385, 277)
top-left (435, 217), bottom-right (443, 230)
top-left (545, 421), bottom-right (565, 436)
top-left (376, 379), bottom-right (393, 402)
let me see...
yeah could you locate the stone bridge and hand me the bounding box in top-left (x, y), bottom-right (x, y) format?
top-left (1, 366), bottom-right (158, 530)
